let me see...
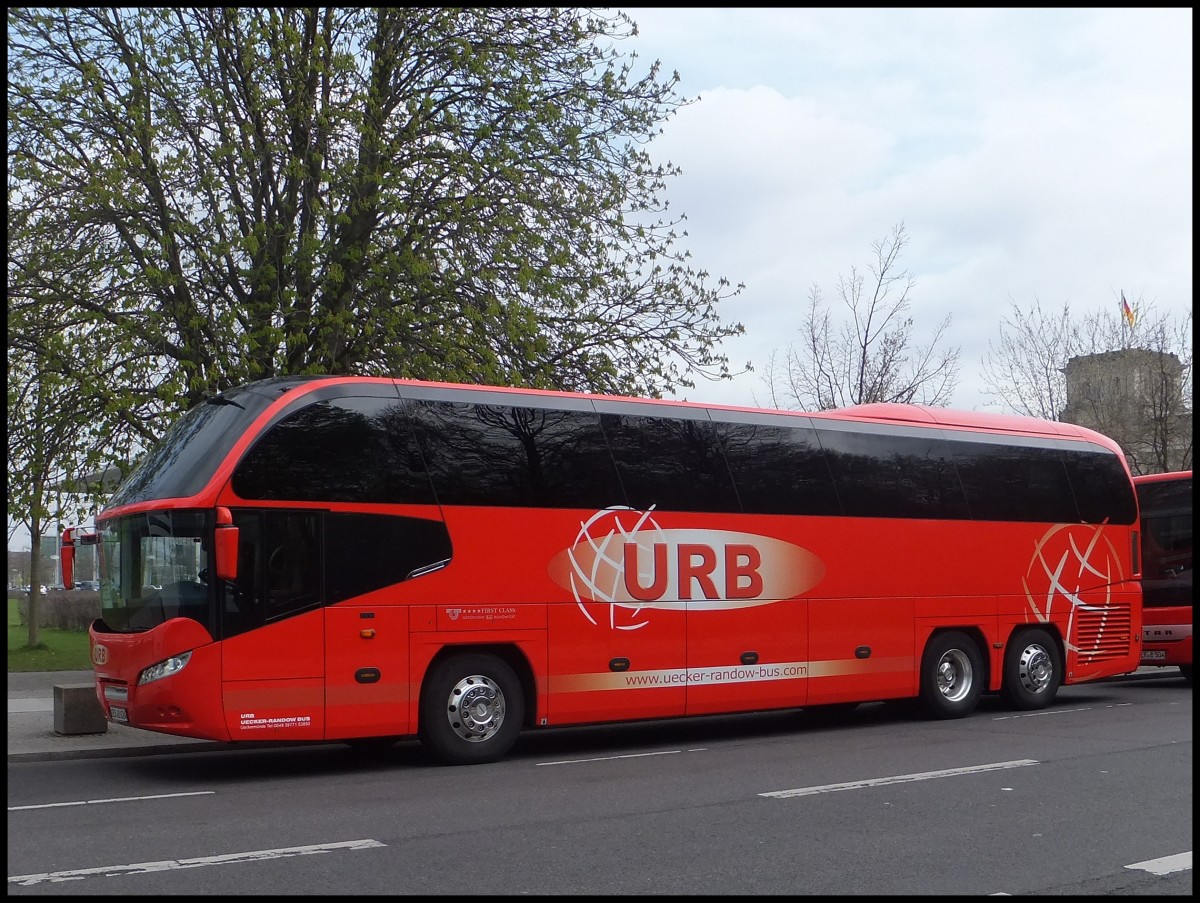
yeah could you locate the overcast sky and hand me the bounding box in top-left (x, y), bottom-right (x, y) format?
top-left (619, 7), bottom-right (1193, 411)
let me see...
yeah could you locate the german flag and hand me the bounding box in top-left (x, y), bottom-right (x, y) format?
top-left (1121, 292), bottom-right (1135, 327)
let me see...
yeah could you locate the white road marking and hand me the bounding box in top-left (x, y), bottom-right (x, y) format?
top-left (537, 749), bottom-right (683, 766)
top-left (1125, 851), bottom-right (1192, 876)
top-left (991, 706), bottom-right (1091, 721)
top-left (992, 703), bottom-right (1134, 722)
top-left (760, 759), bottom-right (1040, 798)
top-left (7, 839), bottom-right (386, 886)
top-left (9, 791), bottom-right (215, 811)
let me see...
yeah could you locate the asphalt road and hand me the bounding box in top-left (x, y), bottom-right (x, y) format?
top-left (6, 672), bottom-right (1192, 896)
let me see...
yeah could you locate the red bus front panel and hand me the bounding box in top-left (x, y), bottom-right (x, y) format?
top-left (90, 619), bottom-right (228, 740)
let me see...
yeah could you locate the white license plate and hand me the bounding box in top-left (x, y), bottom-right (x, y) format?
top-left (110, 706), bottom-right (128, 723)
top-left (1141, 650), bottom-right (1167, 661)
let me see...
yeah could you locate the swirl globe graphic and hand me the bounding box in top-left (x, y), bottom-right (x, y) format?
top-left (566, 507), bottom-right (666, 631)
top-left (1024, 523), bottom-right (1124, 654)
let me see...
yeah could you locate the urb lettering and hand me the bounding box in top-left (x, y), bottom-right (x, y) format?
top-left (546, 514), bottom-right (825, 614)
top-left (624, 543), bottom-right (763, 601)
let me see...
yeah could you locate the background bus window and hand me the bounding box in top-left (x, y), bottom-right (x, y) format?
top-left (1141, 511), bottom-right (1192, 607)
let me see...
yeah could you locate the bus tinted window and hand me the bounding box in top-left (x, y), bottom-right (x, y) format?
top-left (815, 425), bottom-right (971, 519)
top-left (950, 438), bottom-right (1079, 523)
top-left (1137, 477), bottom-right (1192, 511)
top-left (1136, 474), bottom-right (1193, 610)
top-left (711, 418), bottom-right (841, 516)
top-left (1062, 449), bottom-right (1138, 524)
top-left (231, 397), bottom-right (437, 505)
top-left (407, 401), bottom-right (623, 509)
top-left (599, 412), bottom-right (741, 513)
top-left (226, 509), bottom-right (322, 635)
top-left (324, 513), bottom-right (453, 604)
top-left (109, 378), bottom-right (315, 509)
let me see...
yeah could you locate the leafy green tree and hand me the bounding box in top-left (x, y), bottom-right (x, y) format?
top-left (759, 223), bottom-right (959, 411)
top-left (7, 311), bottom-right (88, 647)
top-left (7, 8), bottom-right (744, 551)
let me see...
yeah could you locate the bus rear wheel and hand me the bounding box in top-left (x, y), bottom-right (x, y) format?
top-left (1000, 627), bottom-right (1062, 710)
top-left (419, 652), bottom-right (524, 766)
top-left (920, 631), bottom-right (983, 719)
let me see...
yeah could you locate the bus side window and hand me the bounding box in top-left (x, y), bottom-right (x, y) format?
top-left (221, 539), bottom-right (263, 638)
top-left (263, 512), bottom-right (321, 621)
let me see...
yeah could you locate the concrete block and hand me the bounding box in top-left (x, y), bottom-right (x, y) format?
top-left (53, 683), bottom-right (108, 735)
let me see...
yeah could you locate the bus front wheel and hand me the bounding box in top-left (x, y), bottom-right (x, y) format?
top-left (1000, 627), bottom-right (1062, 710)
top-left (419, 653), bottom-right (524, 766)
top-left (920, 631), bottom-right (983, 719)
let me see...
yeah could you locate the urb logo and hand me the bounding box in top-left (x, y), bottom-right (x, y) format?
top-left (546, 507), bottom-right (825, 630)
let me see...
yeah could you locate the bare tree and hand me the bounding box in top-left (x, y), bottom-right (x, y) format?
top-left (760, 223), bottom-right (959, 411)
top-left (981, 295), bottom-right (1192, 474)
top-left (979, 298), bottom-right (1077, 420)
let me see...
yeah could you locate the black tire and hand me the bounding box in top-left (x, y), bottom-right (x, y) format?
top-left (419, 653), bottom-right (524, 766)
top-left (1000, 627), bottom-right (1062, 710)
top-left (920, 630), bottom-right (984, 719)
top-left (1180, 664), bottom-right (1193, 685)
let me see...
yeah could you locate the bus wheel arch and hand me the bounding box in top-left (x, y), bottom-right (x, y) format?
top-left (418, 646), bottom-right (532, 766)
top-left (1000, 626), bottom-right (1063, 710)
top-left (919, 629), bottom-right (986, 719)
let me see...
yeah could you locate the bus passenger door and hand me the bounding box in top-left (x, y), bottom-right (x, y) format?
top-left (323, 603), bottom-right (411, 739)
top-left (220, 510), bottom-right (325, 740)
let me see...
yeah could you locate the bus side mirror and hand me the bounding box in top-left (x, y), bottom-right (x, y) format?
top-left (61, 527), bottom-right (76, 589)
top-left (215, 507), bottom-right (239, 582)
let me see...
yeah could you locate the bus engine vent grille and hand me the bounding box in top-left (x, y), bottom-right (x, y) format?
top-left (1073, 603), bottom-right (1134, 661)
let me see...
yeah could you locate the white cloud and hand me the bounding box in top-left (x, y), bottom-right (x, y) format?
top-left (621, 7), bottom-right (1193, 411)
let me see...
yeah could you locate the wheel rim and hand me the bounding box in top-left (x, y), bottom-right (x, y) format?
top-left (936, 649), bottom-right (974, 703)
top-left (446, 674), bottom-right (505, 743)
top-left (1015, 643), bottom-right (1054, 695)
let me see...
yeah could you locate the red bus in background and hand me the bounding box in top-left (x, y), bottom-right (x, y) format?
top-left (61, 376), bottom-right (1142, 765)
top-left (1134, 471), bottom-right (1193, 683)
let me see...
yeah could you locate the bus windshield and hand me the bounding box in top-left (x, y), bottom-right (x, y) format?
top-left (97, 511), bottom-right (216, 635)
top-left (105, 376), bottom-right (317, 510)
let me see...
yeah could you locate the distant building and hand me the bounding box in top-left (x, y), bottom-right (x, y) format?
top-left (1059, 348), bottom-right (1192, 474)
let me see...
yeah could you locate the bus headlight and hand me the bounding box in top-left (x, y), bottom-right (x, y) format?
top-left (139, 651), bottom-right (193, 686)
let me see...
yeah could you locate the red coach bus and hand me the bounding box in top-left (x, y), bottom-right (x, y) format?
top-left (61, 376), bottom-right (1142, 765)
top-left (1134, 471), bottom-right (1192, 683)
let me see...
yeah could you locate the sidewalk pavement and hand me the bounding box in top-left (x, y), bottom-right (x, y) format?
top-left (7, 667), bottom-right (1177, 764)
top-left (7, 670), bottom-right (252, 763)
